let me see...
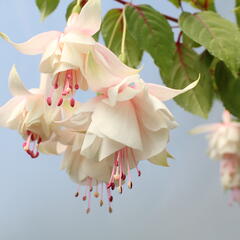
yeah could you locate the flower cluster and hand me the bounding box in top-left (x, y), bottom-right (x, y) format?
top-left (0, 0), bottom-right (197, 213)
top-left (192, 111), bottom-right (240, 204)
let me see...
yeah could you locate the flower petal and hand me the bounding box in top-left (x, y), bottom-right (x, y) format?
top-left (8, 65), bottom-right (30, 96)
top-left (0, 97), bottom-right (23, 128)
top-left (89, 101), bottom-right (143, 150)
top-left (0, 31), bottom-right (61, 55)
top-left (93, 43), bottom-right (139, 78)
top-left (146, 77), bottom-right (199, 102)
top-left (66, 0), bottom-right (102, 36)
top-left (190, 123), bottom-right (220, 134)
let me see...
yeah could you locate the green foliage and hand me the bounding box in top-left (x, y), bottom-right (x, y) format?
top-left (180, 11), bottom-right (240, 78)
top-left (183, 33), bottom-right (201, 48)
top-left (167, 44), bottom-right (214, 118)
top-left (168, 0), bottom-right (215, 11)
top-left (35, 0), bottom-right (60, 20)
top-left (66, 1), bottom-right (77, 21)
top-left (235, 0), bottom-right (240, 26)
top-left (102, 9), bottom-right (143, 68)
top-left (125, 4), bottom-right (175, 79)
top-left (215, 62), bottom-right (240, 118)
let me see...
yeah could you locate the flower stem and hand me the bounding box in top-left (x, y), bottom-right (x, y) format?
top-left (108, 10), bottom-right (123, 49)
top-left (120, 7), bottom-right (127, 58)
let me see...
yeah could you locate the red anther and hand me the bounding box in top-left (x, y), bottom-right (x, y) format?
top-left (109, 196), bottom-right (113, 202)
top-left (75, 192), bottom-right (79, 198)
top-left (82, 196), bottom-right (87, 201)
top-left (70, 98), bottom-right (75, 108)
top-left (114, 159), bottom-right (119, 167)
top-left (54, 83), bottom-right (59, 89)
top-left (138, 170), bottom-right (141, 177)
top-left (27, 130), bottom-right (31, 135)
top-left (26, 149), bottom-right (33, 156)
top-left (31, 134), bottom-right (36, 141)
top-left (107, 183), bottom-right (112, 189)
top-left (89, 187), bottom-right (93, 192)
top-left (121, 173), bottom-right (126, 181)
top-left (111, 183), bottom-right (115, 191)
top-left (57, 98), bottom-right (63, 106)
top-left (37, 137), bottom-right (42, 144)
top-left (22, 142), bottom-right (27, 148)
top-left (31, 152), bottom-right (39, 159)
top-left (47, 97), bottom-right (52, 106)
top-left (75, 84), bottom-right (79, 90)
top-left (86, 208), bottom-right (90, 214)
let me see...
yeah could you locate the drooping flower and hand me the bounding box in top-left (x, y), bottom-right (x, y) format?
top-left (55, 114), bottom-right (115, 213)
top-left (220, 154), bottom-right (240, 204)
top-left (0, 0), bottom-right (138, 106)
top-left (0, 66), bottom-right (64, 158)
top-left (65, 74), bottom-right (198, 200)
top-left (191, 110), bottom-right (240, 160)
top-left (191, 110), bottom-right (240, 204)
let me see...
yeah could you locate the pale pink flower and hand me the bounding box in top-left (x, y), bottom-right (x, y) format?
top-left (0, 66), bottom-right (64, 158)
top-left (64, 75), bottom-right (198, 201)
top-left (192, 111), bottom-right (240, 204)
top-left (220, 153), bottom-right (240, 204)
top-left (0, 0), bottom-right (138, 106)
top-left (191, 110), bottom-right (240, 160)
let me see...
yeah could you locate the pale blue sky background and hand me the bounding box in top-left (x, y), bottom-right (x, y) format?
top-left (0, 0), bottom-right (239, 240)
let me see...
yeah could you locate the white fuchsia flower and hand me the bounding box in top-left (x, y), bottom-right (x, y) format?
top-left (191, 110), bottom-right (240, 160)
top-left (191, 110), bottom-right (240, 204)
top-left (0, 0), bottom-right (138, 107)
top-left (0, 66), bottom-right (63, 158)
top-left (63, 75), bottom-right (198, 205)
top-left (54, 115), bottom-right (115, 213)
top-left (220, 154), bottom-right (240, 204)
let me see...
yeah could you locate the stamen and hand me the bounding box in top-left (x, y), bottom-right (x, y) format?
top-left (57, 97), bottom-right (63, 106)
top-left (47, 97), bottom-right (52, 106)
top-left (125, 148), bottom-right (133, 189)
top-left (70, 98), bottom-right (75, 108)
top-left (99, 182), bottom-right (104, 207)
top-left (130, 148), bottom-right (141, 177)
top-left (23, 131), bottom-right (41, 159)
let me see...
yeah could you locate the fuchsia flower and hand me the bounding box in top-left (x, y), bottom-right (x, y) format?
top-left (0, 66), bottom-right (65, 158)
top-left (191, 111), bottom-right (240, 204)
top-left (60, 74), bottom-right (198, 212)
top-left (0, 0), bottom-right (201, 213)
top-left (0, 0), bottom-right (138, 106)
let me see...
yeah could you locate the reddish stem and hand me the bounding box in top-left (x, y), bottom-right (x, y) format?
top-left (81, 0), bottom-right (88, 7)
top-left (114, 0), bottom-right (129, 4)
top-left (204, 0), bottom-right (209, 10)
top-left (164, 15), bottom-right (178, 23)
top-left (114, 0), bottom-right (178, 23)
top-left (177, 31), bottom-right (183, 45)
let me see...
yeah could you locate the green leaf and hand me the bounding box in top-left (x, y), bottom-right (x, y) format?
top-left (148, 150), bottom-right (174, 167)
top-left (66, 0), bottom-right (77, 21)
top-left (235, 0), bottom-right (240, 26)
top-left (183, 33), bottom-right (201, 48)
top-left (180, 11), bottom-right (240, 78)
top-left (215, 62), bottom-right (240, 118)
top-left (165, 43), bottom-right (213, 118)
top-left (102, 9), bottom-right (143, 68)
top-left (168, 0), bottom-right (215, 11)
top-left (35, 0), bottom-right (60, 20)
top-left (125, 4), bottom-right (175, 78)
